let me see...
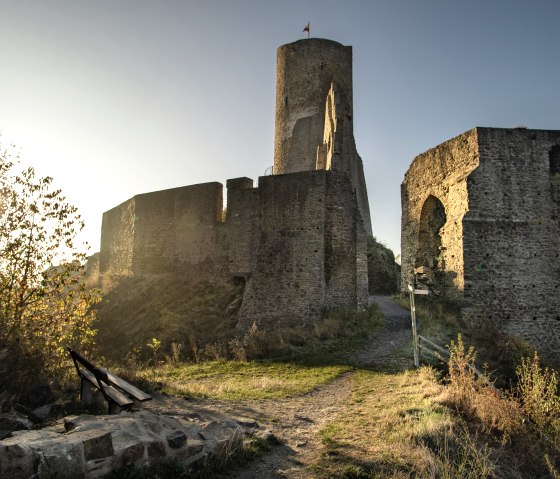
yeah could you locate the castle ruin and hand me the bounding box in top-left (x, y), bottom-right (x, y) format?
top-left (98, 38), bottom-right (371, 330)
top-left (401, 127), bottom-right (560, 354)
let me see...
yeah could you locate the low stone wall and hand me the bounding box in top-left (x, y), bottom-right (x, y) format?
top-left (0, 410), bottom-right (244, 478)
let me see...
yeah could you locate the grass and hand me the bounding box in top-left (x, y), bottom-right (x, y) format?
top-left (313, 367), bottom-right (458, 478)
top-left (129, 360), bottom-right (351, 400)
top-left (97, 297), bottom-right (560, 478)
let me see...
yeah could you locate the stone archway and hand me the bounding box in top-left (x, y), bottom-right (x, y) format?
top-left (415, 195), bottom-right (447, 292)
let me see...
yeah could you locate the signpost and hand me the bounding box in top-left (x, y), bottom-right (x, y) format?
top-left (408, 284), bottom-right (429, 368)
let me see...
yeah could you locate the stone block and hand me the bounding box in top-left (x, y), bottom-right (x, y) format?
top-left (80, 430), bottom-right (114, 461)
top-left (0, 415), bottom-right (30, 440)
top-left (147, 440), bottom-right (166, 458)
top-left (0, 442), bottom-right (39, 479)
top-left (85, 456), bottom-right (116, 477)
top-left (37, 441), bottom-right (84, 479)
top-left (166, 430), bottom-right (187, 449)
top-left (119, 441), bottom-right (146, 465)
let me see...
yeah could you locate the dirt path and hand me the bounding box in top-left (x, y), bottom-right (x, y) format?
top-left (147, 295), bottom-right (413, 478)
top-left (350, 295), bottom-right (412, 372)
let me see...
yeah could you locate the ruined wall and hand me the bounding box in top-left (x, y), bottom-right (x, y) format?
top-left (236, 169), bottom-right (368, 330)
top-left (100, 169), bottom-right (369, 330)
top-left (317, 82), bottom-right (372, 236)
top-left (98, 37), bottom-right (372, 333)
top-left (402, 127), bottom-right (560, 355)
top-left (226, 177), bottom-right (259, 275)
top-left (401, 128), bottom-right (480, 295)
top-left (100, 182), bottom-right (225, 278)
top-left (462, 128), bottom-right (560, 351)
top-left (133, 182), bottom-right (223, 276)
top-left (99, 198), bottom-right (136, 276)
top-left (324, 172), bottom-right (368, 310)
top-left (274, 38), bottom-right (352, 175)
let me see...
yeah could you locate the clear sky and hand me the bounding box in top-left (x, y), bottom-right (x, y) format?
top-left (1, 0), bottom-right (559, 256)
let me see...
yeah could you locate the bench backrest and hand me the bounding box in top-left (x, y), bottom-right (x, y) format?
top-left (67, 348), bottom-right (109, 387)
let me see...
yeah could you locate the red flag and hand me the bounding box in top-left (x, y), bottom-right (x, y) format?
top-left (303, 22), bottom-right (310, 33)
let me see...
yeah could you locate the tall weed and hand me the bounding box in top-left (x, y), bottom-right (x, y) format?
top-left (445, 335), bottom-right (522, 442)
top-left (426, 423), bottom-right (494, 479)
top-left (516, 352), bottom-right (560, 443)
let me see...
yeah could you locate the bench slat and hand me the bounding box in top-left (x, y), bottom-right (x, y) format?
top-left (81, 368), bottom-right (134, 408)
top-left (99, 368), bottom-right (152, 402)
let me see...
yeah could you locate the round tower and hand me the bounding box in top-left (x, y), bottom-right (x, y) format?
top-left (273, 38), bottom-right (353, 174)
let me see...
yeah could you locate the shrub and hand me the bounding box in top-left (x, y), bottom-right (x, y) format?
top-left (0, 143), bottom-right (99, 396)
top-left (445, 335), bottom-right (523, 442)
top-left (516, 352), bottom-right (560, 443)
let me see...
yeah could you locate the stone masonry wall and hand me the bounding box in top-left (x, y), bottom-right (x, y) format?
top-left (100, 169), bottom-right (369, 330)
top-left (100, 182), bottom-right (224, 278)
top-left (236, 171), bottom-right (328, 329)
top-left (99, 198), bottom-right (136, 276)
top-left (462, 128), bottom-right (560, 352)
top-left (402, 126), bottom-right (560, 355)
top-left (235, 169), bottom-right (369, 330)
top-left (401, 128), bottom-right (480, 295)
top-left (324, 172), bottom-right (368, 310)
top-left (226, 177), bottom-right (259, 276)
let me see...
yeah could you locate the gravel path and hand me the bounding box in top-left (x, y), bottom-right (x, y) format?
top-left (147, 295), bottom-right (413, 478)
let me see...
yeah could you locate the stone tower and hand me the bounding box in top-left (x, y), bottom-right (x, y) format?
top-left (273, 38), bottom-right (372, 236)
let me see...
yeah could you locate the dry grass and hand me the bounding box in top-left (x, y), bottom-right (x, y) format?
top-left (312, 332), bottom-right (560, 479)
top-left (314, 367), bottom-right (463, 478)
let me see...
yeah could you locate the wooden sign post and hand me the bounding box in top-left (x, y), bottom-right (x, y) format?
top-left (408, 284), bottom-right (429, 368)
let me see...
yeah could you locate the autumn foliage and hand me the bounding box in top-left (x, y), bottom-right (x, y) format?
top-left (0, 142), bottom-right (99, 395)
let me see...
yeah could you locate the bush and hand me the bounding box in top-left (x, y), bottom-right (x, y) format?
top-left (367, 236), bottom-right (400, 294)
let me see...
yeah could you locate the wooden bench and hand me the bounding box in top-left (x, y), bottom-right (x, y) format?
top-left (68, 348), bottom-right (152, 414)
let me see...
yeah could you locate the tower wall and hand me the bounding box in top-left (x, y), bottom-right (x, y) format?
top-left (274, 39), bottom-right (352, 175)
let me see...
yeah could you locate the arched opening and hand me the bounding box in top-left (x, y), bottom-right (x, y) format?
top-left (415, 195), bottom-right (447, 293)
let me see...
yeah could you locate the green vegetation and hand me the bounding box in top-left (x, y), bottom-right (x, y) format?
top-left (314, 368), bottom-right (456, 478)
top-left (3, 144), bottom-right (559, 478)
top-left (0, 143), bottom-right (98, 402)
top-left (367, 236), bottom-right (400, 294)
top-left (132, 360), bottom-right (350, 400)
top-left (310, 336), bottom-right (560, 478)
top-left (94, 275), bottom-right (242, 361)
top-left (100, 300), bottom-right (384, 366)
top-left (112, 305), bottom-right (384, 401)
